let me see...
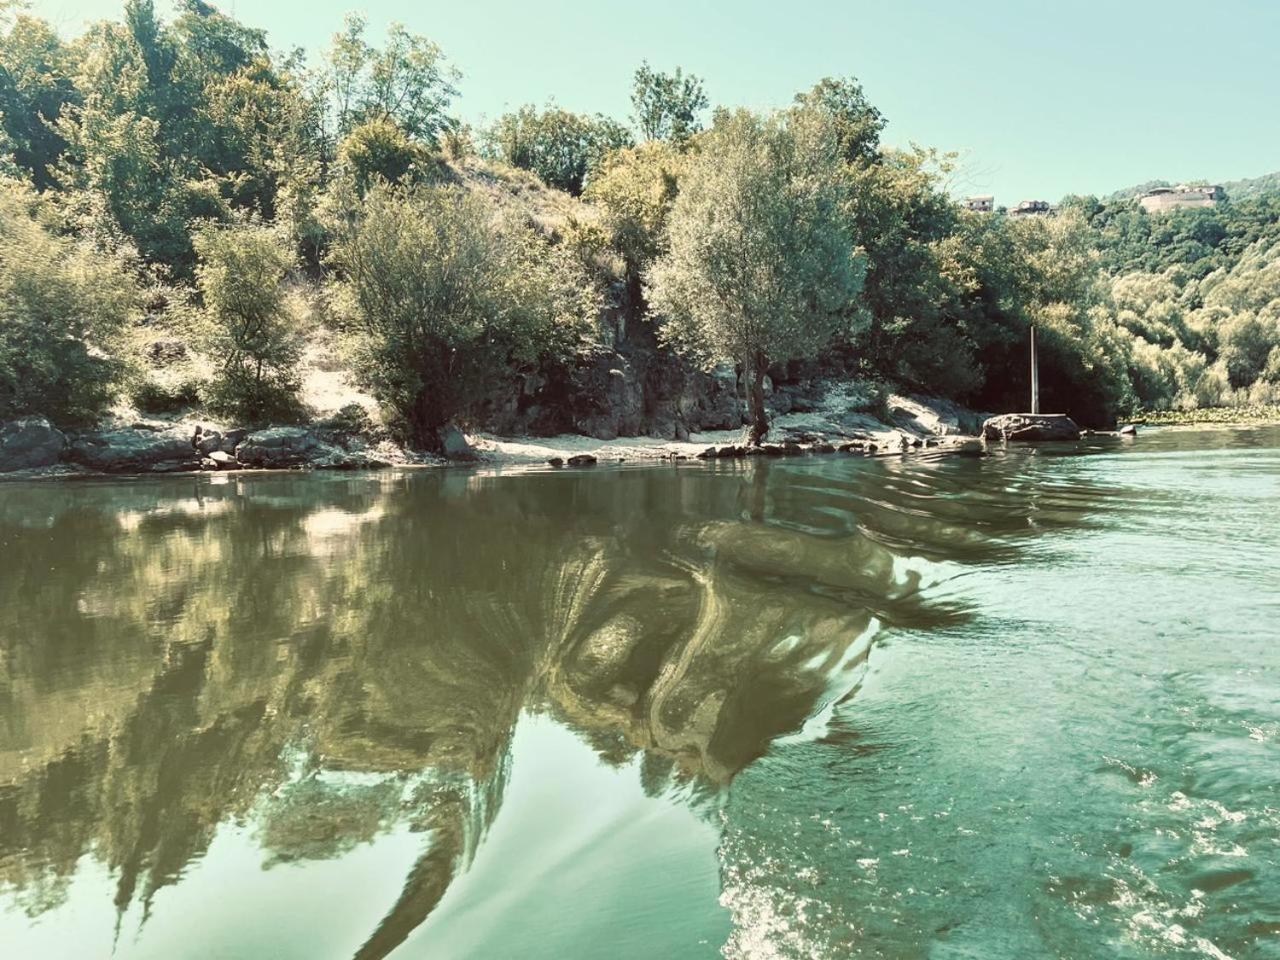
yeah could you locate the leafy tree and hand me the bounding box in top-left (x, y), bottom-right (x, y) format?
top-left (194, 221), bottom-right (301, 422)
top-left (0, 12), bottom-right (77, 189)
top-left (646, 107), bottom-right (864, 443)
top-left (630, 61), bottom-right (707, 144)
top-left (0, 182), bottom-right (138, 423)
top-left (326, 14), bottom-right (458, 147)
top-left (331, 184), bottom-right (599, 449)
top-left (793, 77), bottom-right (884, 165)
top-left (483, 104), bottom-right (632, 195)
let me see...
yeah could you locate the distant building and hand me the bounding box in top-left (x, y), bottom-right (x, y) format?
top-left (1138, 184), bottom-right (1225, 214)
top-left (965, 195), bottom-right (994, 213)
top-left (1008, 199), bottom-right (1052, 217)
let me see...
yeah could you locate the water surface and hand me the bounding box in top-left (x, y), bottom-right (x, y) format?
top-left (1, 427), bottom-right (1277, 959)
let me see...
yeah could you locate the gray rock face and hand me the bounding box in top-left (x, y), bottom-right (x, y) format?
top-left (234, 427), bottom-right (322, 467)
top-left (68, 427), bottom-right (200, 472)
top-left (441, 424), bottom-right (475, 459)
top-left (982, 413), bottom-right (1081, 442)
top-left (235, 426), bottom-right (386, 470)
top-left (0, 418), bottom-right (66, 471)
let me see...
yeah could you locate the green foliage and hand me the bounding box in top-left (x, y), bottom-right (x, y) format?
top-left (0, 182), bottom-right (138, 423)
top-left (331, 184), bottom-right (599, 449)
top-left (793, 77), bottom-right (884, 165)
top-left (483, 104), bottom-right (633, 195)
top-left (0, 12), bottom-right (77, 189)
top-left (194, 221), bottom-right (302, 422)
top-left (584, 140), bottom-right (685, 276)
top-left (630, 62), bottom-right (708, 144)
top-left (647, 106), bottom-right (865, 441)
top-left (326, 13), bottom-right (458, 146)
top-left (338, 117), bottom-right (433, 193)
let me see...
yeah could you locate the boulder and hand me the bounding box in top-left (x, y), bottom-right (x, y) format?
top-left (547, 457), bottom-right (565, 467)
top-left (219, 429), bottom-right (250, 454)
top-left (234, 427), bottom-right (322, 467)
top-left (0, 417), bottom-right (66, 471)
top-left (208, 450), bottom-right (236, 468)
top-left (195, 428), bottom-right (223, 455)
top-left (982, 413), bottom-right (1080, 443)
top-left (441, 424), bottom-right (475, 459)
top-left (68, 427), bottom-right (201, 473)
top-left (1119, 424), bottom-right (1138, 436)
top-left (567, 454), bottom-right (597, 467)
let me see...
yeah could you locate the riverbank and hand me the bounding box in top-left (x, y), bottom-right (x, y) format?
top-left (0, 385), bottom-right (988, 479)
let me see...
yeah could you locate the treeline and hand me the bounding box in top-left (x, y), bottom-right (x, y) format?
top-left (1063, 192), bottom-right (1280, 410)
top-left (1, 1), bottom-right (1274, 446)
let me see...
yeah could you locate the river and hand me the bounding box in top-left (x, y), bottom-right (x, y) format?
top-left (1, 426), bottom-right (1277, 959)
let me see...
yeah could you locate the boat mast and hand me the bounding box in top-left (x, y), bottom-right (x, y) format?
top-left (1030, 325), bottom-right (1040, 415)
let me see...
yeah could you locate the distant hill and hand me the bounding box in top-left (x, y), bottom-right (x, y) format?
top-left (1107, 171), bottom-right (1280, 202)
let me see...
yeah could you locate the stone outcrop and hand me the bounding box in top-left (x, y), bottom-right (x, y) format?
top-left (0, 418), bottom-right (66, 472)
top-left (234, 426), bottom-right (385, 470)
top-left (68, 425), bottom-right (202, 472)
top-left (982, 413), bottom-right (1081, 442)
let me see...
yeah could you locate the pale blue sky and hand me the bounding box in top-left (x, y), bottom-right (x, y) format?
top-left (27, 0), bottom-right (1280, 203)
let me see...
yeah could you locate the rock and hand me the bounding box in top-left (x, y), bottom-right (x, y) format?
top-left (68, 427), bottom-right (201, 473)
top-left (696, 446), bottom-right (718, 459)
top-left (441, 424), bottom-right (475, 459)
top-left (196, 429), bottom-right (223, 455)
top-left (718, 445), bottom-right (746, 458)
top-left (208, 450), bottom-right (236, 468)
top-left (567, 454), bottom-right (597, 466)
top-left (982, 413), bottom-right (1081, 443)
top-left (866, 443), bottom-right (878, 452)
top-left (199, 457), bottom-right (219, 471)
top-left (781, 441), bottom-right (804, 456)
top-left (220, 429), bottom-right (249, 454)
top-left (837, 441), bottom-right (863, 453)
top-left (954, 438), bottom-right (985, 456)
top-left (759, 444), bottom-right (785, 457)
top-left (910, 437), bottom-right (923, 448)
top-left (812, 442), bottom-right (836, 454)
top-left (1119, 424), bottom-right (1138, 436)
top-left (0, 417), bottom-right (66, 471)
top-left (234, 427), bottom-right (322, 467)
top-left (547, 457), bottom-right (565, 467)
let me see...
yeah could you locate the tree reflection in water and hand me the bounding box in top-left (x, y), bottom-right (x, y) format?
top-left (0, 456), bottom-right (1119, 957)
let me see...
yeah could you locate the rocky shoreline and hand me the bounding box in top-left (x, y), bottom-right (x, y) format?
top-left (0, 387), bottom-right (1132, 481)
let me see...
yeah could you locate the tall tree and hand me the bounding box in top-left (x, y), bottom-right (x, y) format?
top-left (646, 107), bottom-right (865, 443)
top-left (630, 61), bottom-right (707, 144)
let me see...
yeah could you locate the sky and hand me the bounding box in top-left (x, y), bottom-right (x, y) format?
top-left (25, 0), bottom-right (1280, 203)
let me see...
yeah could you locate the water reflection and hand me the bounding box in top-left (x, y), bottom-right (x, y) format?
top-left (0, 452), bottom-right (1134, 957)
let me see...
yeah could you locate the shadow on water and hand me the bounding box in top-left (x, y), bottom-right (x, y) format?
top-left (0, 450), bottom-right (1139, 957)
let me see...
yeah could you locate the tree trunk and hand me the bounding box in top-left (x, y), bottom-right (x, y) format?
top-left (746, 352), bottom-right (769, 445)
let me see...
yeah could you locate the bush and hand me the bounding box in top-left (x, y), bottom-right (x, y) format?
top-left (332, 184), bottom-right (599, 450)
top-left (194, 222), bottom-right (304, 424)
top-left (0, 183), bottom-right (138, 423)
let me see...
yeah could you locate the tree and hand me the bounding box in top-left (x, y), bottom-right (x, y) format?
top-left (0, 12), bottom-right (78, 189)
top-left (0, 182), bottom-right (138, 423)
top-left (331, 184), bottom-right (598, 450)
top-left (630, 62), bottom-right (707, 144)
top-left (326, 14), bottom-right (458, 147)
top-left (646, 107), bottom-right (865, 443)
top-left (194, 221), bottom-right (301, 422)
top-left (794, 77), bottom-right (884, 166)
top-left (483, 104), bottom-right (632, 195)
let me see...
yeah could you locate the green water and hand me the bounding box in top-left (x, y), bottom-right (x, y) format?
top-left (1, 426), bottom-right (1277, 960)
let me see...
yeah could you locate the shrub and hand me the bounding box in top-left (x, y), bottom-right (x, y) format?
top-left (194, 221), bottom-right (303, 424)
top-left (0, 183), bottom-right (138, 423)
top-left (331, 184), bottom-right (599, 450)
